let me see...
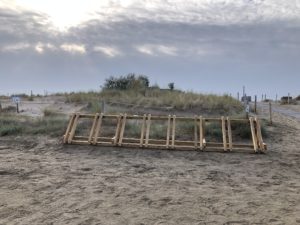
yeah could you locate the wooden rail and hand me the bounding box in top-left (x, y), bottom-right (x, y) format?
top-left (63, 113), bottom-right (267, 153)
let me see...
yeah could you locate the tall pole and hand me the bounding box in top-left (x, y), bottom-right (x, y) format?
top-left (269, 102), bottom-right (272, 125)
top-left (254, 95), bottom-right (257, 113)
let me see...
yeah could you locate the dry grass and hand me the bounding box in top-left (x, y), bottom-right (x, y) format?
top-left (0, 113), bottom-right (68, 137)
top-left (64, 89), bottom-right (243, 115)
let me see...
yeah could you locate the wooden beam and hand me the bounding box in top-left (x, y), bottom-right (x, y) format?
top-left (140, 114), bottom-right (146, 147)
top-left (113, 114), bottom-right (122, 145)
top-left (199, 116), bottom-right (204, 150)
top-left (254, 117), bottom-right (265, 152)
top-left (221, 116), bottom-right (227, 151)
top-left (68, 113), bottom-right (80, 144)
top-left (166, 115), bottom-right (171, 149)
top-left (118, 114), bottom-right (127, 146)
top-left (63, 114), bottom-right (75, 144)
top-left (249, 117), bottom-right (258, 152)
top-left (88, 113), bottom-right (99, 144)
top-left (227, 117), bottom-right (233, 151)
top-left (93, 113), bottom-right (104, 145)
top-left (145, 114), bottom-right (151, 147)
top-left (171, 115), bottom-right (176, 149)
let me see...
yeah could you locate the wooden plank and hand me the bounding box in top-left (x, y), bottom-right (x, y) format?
top-left (88, 113), bottom-right (99, 144)
top-left (118, 114), bottom-right (127, 146)
top-left (145, 114), bottom-right (151, 147)
top-left (68, 113), bottom-right (80, 144)
top-left (171, 115), bottom-right (176, 149)
top-left (194, 116), bottom-right (198, 149)
top-left (221, 116), bottom-right (227, 151)
top-left (166, 115), bottom-right (171, 149)
top-left (113, 114), bottom-right (122, 145)
top-left (63, 114), bottom-right (75, 144)
top-left (140, 114), bottom-right (146, 147)
top-left (249, 117), bottom-right (258, 152)
top-left (93, 113), bottom-right (104, 145)
top-left (199, 116), bottom-right (204, 150)
top-left (254, 117), bottom-right (265, 151)
top-left (227, 117), bottom-right (233, 151)
top-left (71, 140), bottom-right (90, 145)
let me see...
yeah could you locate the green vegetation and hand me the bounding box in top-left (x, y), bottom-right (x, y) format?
top-left (0, 113), bottom-right (68, 137)
top-left (64, 89), bottom-right (243, 115)
top-left (63, 74), bottom-right (243, 115)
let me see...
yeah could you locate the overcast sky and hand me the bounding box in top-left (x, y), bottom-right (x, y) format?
top-left (0, 0), bottom-right (300, 98)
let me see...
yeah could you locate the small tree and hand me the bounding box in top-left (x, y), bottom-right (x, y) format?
top-left (103, 74), bottom-right (150, 90)
top-left (168, 82), bottom-right (175, 91)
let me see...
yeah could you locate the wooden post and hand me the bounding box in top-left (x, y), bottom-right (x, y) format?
top-left (93, 113), bottom-right (104, 145)
top-left (145, 114), bottom-right (151, 147)
top-left (101, 100), bottom-right (106, 114)
top-left (221, 116), bottom-right (227, 151)
top-left (269, 102), bottom-right (272, 125)
top-left (254, 117), bottom-right (264, 152)
top-left (16, 102), bottom-right (19, 113)
top-left (199, 116), bottom-right (204, 150)
top-left (68, 114), bottom-right (80, 144)
top-left (227, 117), bottom-right (233, 151)
top-left (171, 115), bottom-right (176, 149)
top-left (166, 115), bottom-right (171, 149)
top-left (254, 95), bottom-right (257, 113)
top-left (288, 93), bottom-right (290, 104)
top-left (113, 114), bottom-right (122, 145)
top-left (118, 114), bottom-right (127, 146)
top-left (140, 114), bottom-right (146, 147)
top-left (249, 117), bottom-right (258, 152)
top-left (0, 101), bottom-right (2, 112)
top-left (88, 113), bottom-right (99, 143)
top-left (63, 114), bottom-right (76, 144)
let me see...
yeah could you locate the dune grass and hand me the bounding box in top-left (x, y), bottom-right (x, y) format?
top-left (0, 113), bottom-right (68, 137)
top-left (64, 89), bottom-right (243, 115)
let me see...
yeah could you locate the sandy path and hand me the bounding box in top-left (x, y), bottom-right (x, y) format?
top-left (0, 113), bottom-right (300, 224)
top-left (0, 96), bottom-right (85, 117)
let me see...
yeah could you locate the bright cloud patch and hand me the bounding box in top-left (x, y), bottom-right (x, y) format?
top-left (1, 43), bottom-right (31, 52)
top-left (93, 46), bottom-right (121, 57)
top-left (136, 44), bottom-right (177, 56)
top-left (60, 44), bottom-right (86, 54)
top-left (34, 43), bottom-right (56, 54)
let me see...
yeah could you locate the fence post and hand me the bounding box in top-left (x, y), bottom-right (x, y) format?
top-left (254, 95), bottom-right (257, 113)
top-left (269, 102), bottom-right (272, 125)
top-left (101, 100), bottom-right (106, 114)
top-left (0, 101), bottom-right (2, 112)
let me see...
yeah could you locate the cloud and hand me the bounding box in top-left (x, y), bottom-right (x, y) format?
top-left (1, 42), bottom-right (31, 52)
top-left (136, 44), bottom-right (177, 56)
top-left (93, 46), bottom-right (121, 57)
top-left (60, 44), bottom-right (86, 54)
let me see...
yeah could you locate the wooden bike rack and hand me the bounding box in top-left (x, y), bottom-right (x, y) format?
top-left (63, 113), bottom-right (267, 153)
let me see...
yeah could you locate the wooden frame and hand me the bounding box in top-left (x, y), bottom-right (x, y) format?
top-left (63, 113), bottom-right (267, 153)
